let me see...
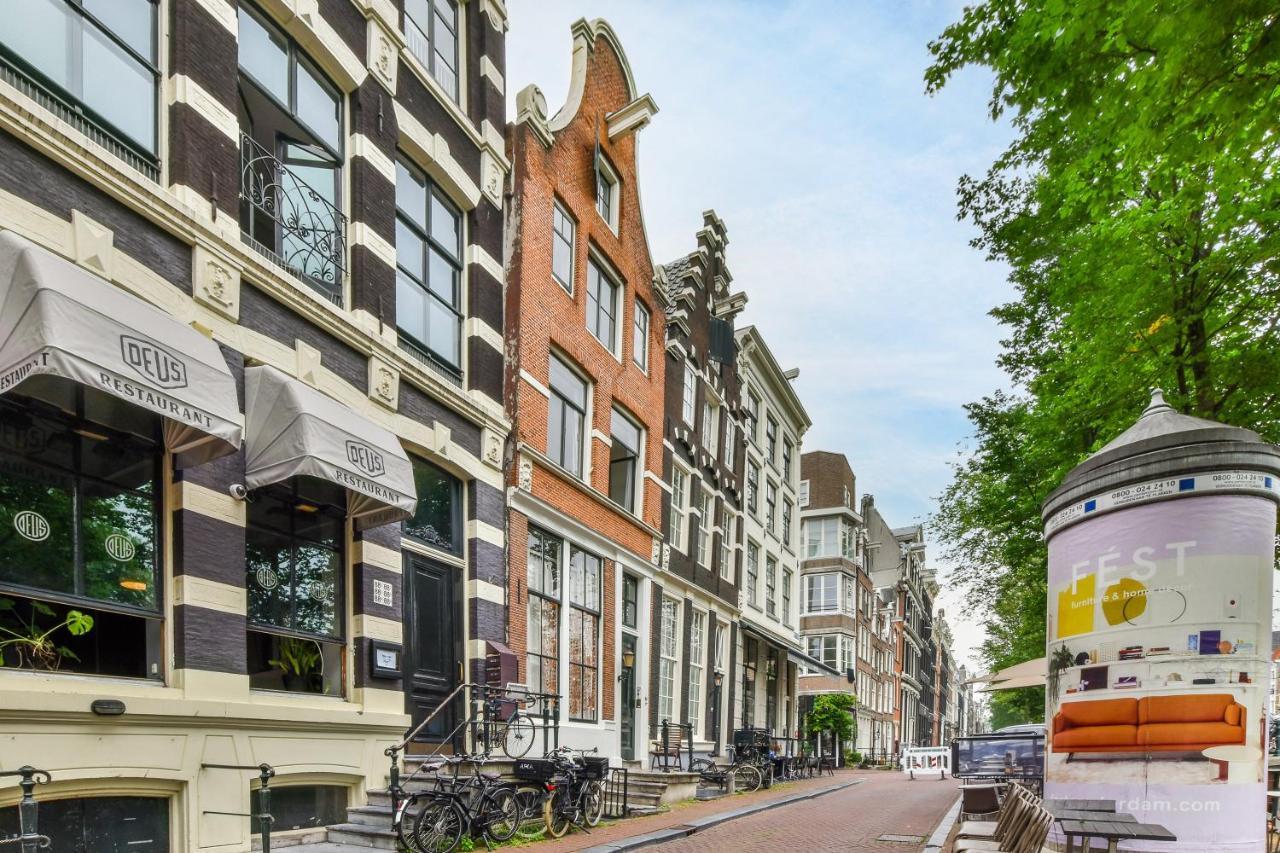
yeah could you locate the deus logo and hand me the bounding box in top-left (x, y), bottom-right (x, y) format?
top-left (13, 510), bottom-right (50, 542)
top-left (120, 335), bottom-right (188, 389)
top-left (346, 440), bottom-right (386, 477)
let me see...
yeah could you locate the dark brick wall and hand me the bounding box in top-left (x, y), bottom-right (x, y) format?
top-left (174, 605), bottom-right (246, 673)
top-left (800, 451), bottom-right (855, 511)
top-left (648, 582), bottom-right (663, 729)
top-left (237, 283), bottom-right (368, 394)
top-left (398, 382), bottom-right (482, 458)
top-left (173, 511), bottom-right (245, 587)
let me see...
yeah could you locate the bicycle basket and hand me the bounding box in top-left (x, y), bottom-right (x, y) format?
top-left (513, 758), bottom-right (557, 781)
top-left (581, 756), bottom-right (609, 780)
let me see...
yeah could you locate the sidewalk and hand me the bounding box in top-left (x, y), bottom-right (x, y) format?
top-left (521, 769), bottom-right (866, 852)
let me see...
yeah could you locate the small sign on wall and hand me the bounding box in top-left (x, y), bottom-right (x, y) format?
top-left (369, 641), bottom-right (402, 679)
top-left (372, 578), bottom-right (394, 608)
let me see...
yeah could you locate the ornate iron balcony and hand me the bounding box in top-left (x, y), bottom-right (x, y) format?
top-left (239, 132), bottom-right (346, 303)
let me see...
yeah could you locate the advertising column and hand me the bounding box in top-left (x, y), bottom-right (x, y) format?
top-left (1041, 392), bottom-right (1280, 852)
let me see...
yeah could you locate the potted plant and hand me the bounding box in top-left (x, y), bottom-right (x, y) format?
top-left (269, 636), bottom-right (324, 692)
top-left (1047, 644), bottom-right (1075, 703)
top-left (0, 597), bottom-right (94, 671)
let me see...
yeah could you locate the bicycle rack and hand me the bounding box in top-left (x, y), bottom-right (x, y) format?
top-left (200, 763), bottom-right (275, 853)
top-left (0, 767), bottom-right (52, 852)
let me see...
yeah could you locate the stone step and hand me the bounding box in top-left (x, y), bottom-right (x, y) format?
top-left (345, 804), bottom-right (393, 828)
top-left (278, 844), bottom-right (380, 853)
top-left (324, 823), bottom-right (398, 850)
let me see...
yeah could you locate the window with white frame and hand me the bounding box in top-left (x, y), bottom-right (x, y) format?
top-left (608, 407), bottom-right (641, 513)
top-left (805, 573), bottom-right (838, 613)
top-left (840, 635), bottom-right (854, 672)
top-left (724, 422), bottom-right (736, 470)
top-left (746, 462), bottom-right (759, 516)
top-left (695, 488), bottom-right (711, 567)
top-left (765, 556), bottom-right (777, 618)
top-left (782, 499), bottom-right (793, 547)
top-left (595, 154), bottom-right (619, 228)
top-left (765, 481), bottom-right (777, 535)
top-left (632, 301), bottom-right (650, 371)
top-left (718, 508), bottom-right (733, 581)
top-left (799, 480), bottom-right (810, 507)
top-left (547, 355), bottom-right (587, 477)
top-left (844, 575), bottom-right (854, 615)
top-left (552, 201), bottom-right (575, 292)
top-left (746, 541), bottom-right (760, 606)
top-left (804, 516), bottom-right (856, 559)
top-left (688, 610), bottom-right (705, 733)
top-left (782, 569), bottom-right (793, 626)
top-left (765, 416), bottom-right (778, 464)
top-left (782, 437), bottom-right (793, 481)
top-left (586, 258), bottom-right (619, 354)
top-left (404, 0), bottom-right (459, 100)
top-left (658, 597), bottom-right (680, 721)
top-left (395, 159), bottom-right (463, 370)
top-left (714, 621), bottom-right (727, 671)
top-left (746, 390), bottom-right (761, 444)
top-left (670, 467), bottom-right (688, 552)
top-left (567, 546), bottom-right (601, 721)
top-left (681, 363), bottom-right (696, 424)
top-left (807, 635), bottom-right (837, 670)
top-left (527, 527), bottom-right (561, 712)
top-left (703, 400), bottom-right (719, 458)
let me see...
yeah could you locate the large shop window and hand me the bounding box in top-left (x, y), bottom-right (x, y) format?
top-left (246, 478), bottom-right (345, 697)
top-left (526, 527), bottom-right (560, 712)
top-left (404, 456), bottom-right (461, 553)
top-left (547, 356), bottom-right (587, 478)
top-left (0, 795), bottom-right (168, 852)
top-left (237, 2), bottom-right (346, 301)
top-left (396, 158), bottom-right (464, 374)
top-left (0, 384), bottom-right (161, 679)
top-left (608, 407), bottom-right (641, 513)
top-left (567, 546), bottom-right (600, 722)
top-left (0, 0), bottom-right (159, 165)
top-left (404, 0), bottom-right (459, 101)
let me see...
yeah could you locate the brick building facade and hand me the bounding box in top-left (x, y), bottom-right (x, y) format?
top-left (0, 0), bottom-right (509, 847)
top-left (504, 18), bottom-right (664, 758)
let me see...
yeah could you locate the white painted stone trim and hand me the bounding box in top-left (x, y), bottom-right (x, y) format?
top-left (167, 75), bottom-right (238, 142)
top-left (644, 470), bottom-right (671, 493)
top-left (520, 369), bottom-right (550, 399)
top-left (480, 56), bottom-right (504, 93)
top-left (350, 133), bottom-right (396, 183)
top-left (591, 428), bottom-right (611, 446)
top-left (393, 102), bottom-right (482, 208)
top-left (466, 578), bottom-right (505, 605)
top-left (466, 244), bottom-right (503, 282)
top-left (354, 614), bottom-right (404, 643)
top-left (465, 317), bottom-right (504, 353)
top-left (466, 519), bottom-right (505, 548)
top-left (355, 540), bottom-right (403, 574)
top-left (192, 0), bottom-right (237, 35)
top-left (350, 221), bottom-right (396, 270)
top-left (176, 481), bottom-right (247, 526)
top-left (175, 575), bottom-right (247, 615)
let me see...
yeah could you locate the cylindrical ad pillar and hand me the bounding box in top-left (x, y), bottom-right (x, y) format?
top-left (1041, 391), bottom-right (1280, 852)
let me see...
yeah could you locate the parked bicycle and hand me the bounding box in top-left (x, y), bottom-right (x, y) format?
top-left (475, 688), bottom-right (539, 759)
top-left (691, 747), bottom-right (764, 794)
top-left (395, 753), bottom-right (520, 853)
top-left (543, 746), bottom-right (607, 838)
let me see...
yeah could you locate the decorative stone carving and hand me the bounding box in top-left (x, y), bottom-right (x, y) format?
top-left (71, 211), bottom-right (113, 279)
top-left (480, 150), bottom-right (503, 208)
top-left (518, 456), bottom-right (533, 491)
top-left (651, 539), bottom-right (662, 567)
top-left (433, 421), bottom-right (451, 457)
top-left (192, 246), bottom-right (240, 320)
top-left (479, 0), bottom-right (508, 32)
top-left (661, 544), bottom-right (670, 572)
top-left (482, 428), bottom-right (502, 468)
top-left (296, 340), bottom-right (322, 386)
top-left (367, 355), bottom-right (399, 410)
top-left (367, 17), bottom-right (398, 93)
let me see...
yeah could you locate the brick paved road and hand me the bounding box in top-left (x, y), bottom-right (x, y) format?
top-left (652, 770), bottom-right (959, 852)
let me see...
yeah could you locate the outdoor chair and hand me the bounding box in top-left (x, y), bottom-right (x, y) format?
top-left (956, 796), bottom-right (1051, 853)
top-left (648, 722), bottom-right (689, 771)
top-left (959, 781), bottom-right (1005, 820)
top-left (957, 784), bottom-right (1027, 841)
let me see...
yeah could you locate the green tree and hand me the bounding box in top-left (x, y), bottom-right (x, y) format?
top-left (925, 1), bottom-right (1280, 719)
top-left (806, 693), bottom-right (857, 746)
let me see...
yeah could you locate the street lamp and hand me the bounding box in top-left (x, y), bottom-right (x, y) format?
top-left (622, 648), bottom-right (636, 669)
top-left (711, 669), bottom-right (725, 754)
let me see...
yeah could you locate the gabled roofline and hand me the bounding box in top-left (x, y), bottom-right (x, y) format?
top-left (736, 324), bottom-right (812, 431)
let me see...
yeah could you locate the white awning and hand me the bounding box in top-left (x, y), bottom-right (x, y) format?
top-left (0, 230), bottom-right (242, 466)
top-left (244, 365), bottom-right (415, 530)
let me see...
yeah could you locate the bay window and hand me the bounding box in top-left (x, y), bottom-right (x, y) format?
top-left (807, 635), bottom-right (838, 670)
top-left (0, 383), bottom-right (161, 679)
top-left (805, 573), bottom-right (838, 613)
top-left (396, 158), bottom-right (464, 373)
top-left (547, 356), bottom-right (587, 477)
top-left (246, 478), bottom-right (345, 696)
top-left (805, 516), bottom-right (856, 560)
top-left (567, 547), bottom-right (600, 722)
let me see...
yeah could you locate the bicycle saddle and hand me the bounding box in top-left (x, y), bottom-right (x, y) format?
top-left (479, 771), bottom-right (502, 781)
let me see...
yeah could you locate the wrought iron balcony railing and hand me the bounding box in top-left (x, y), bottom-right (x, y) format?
top-left (239, 132), bottom-right (346, 304)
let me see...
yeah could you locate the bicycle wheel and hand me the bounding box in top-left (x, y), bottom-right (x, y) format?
top-left (483, 786), bottom-right (521, 842)
top-left (394, 793), bottom-right (425, 851)
top-left (689, 757), bottom-right (714, 775)
top-left (410, 799), bottom-right (465, 853)
top-left (543, 787), bottom-right (572, 838)
top-left (732, 763), bottom-right (762, 793)
top-left (513, 785), bottom-right (549, 841)
top-left (502, 712), bottom-right (536, 758)
top-left (583, 779), bottom-right (605, 827)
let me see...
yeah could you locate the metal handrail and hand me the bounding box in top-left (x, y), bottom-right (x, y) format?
top-left (389, 681), bottom-right (475, 757)
top-left (200, 763), bottom-right (275, 853)
top-left (0, 767), bottom-right (51, 852)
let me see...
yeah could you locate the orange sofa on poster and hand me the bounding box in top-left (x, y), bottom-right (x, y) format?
top-left (1052, 694), bottom-right (1245, 754)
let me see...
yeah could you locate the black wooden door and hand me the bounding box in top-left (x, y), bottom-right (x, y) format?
top-left (404, 552), bottom-right (461, 745)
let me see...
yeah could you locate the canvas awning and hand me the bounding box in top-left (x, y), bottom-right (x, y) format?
top-left (967, 657), bottom-right (1047, 688)
top-left (244, 365), bottom-right (415, 529)
top-left (978, 674), bottom-right (1046, 692)
top-left (0, 230), bottom-right (241, 466)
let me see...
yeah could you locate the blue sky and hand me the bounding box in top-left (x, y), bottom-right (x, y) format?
top-left (506, 1), bottom-right (1016, 665)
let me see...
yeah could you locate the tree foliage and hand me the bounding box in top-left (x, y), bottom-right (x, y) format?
top-left (806, 693), bottom-right (857, 744)
top-left (925, 1), bottom-right (1280, 723)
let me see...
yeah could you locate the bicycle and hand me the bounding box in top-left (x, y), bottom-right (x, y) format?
top-left (542, 746), bottom-right (606, 838)
top-left (396, 754), bottom-right (521, 852)
top-left (476, 689), bottom-right (539, 759)
top-left (691, 747), bottom-right (764, 794)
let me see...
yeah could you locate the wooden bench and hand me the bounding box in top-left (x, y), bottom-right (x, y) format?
top-left (649, 721), bottom-right (690, 771)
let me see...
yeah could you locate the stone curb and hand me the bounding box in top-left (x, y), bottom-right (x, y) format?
top-left (578, 778), bottom-right (866, 852)
top-left (923, 795), bottom-right (962, 852)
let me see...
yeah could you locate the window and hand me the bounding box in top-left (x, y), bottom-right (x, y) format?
top-left (842, 636), bottom-right (854, 672)
top-left (742, 637), bottom-right (757, 727)
top-left (552, 201), bottom-right (575, 292)
top-left (703, 401), bottom-right (719, 457)
top-left (681, 363), bottom-right (696, 424)
top-left (547, 356), bottom-right (587, 477)
top-left (608, 407), bottom-right (641, 513)
top-left (805, 574), bottom-right (838, 613)
top-left (395, 160), bottom-right (464, 371)
top-left (238, 4), bottom-right (344, 299)
top-left (799, 479), bottom-right (810, 507)
top-left (688, 610), bottom-right (705, 733)
top-left (842, 486), bottom-right (851, 508)
top-left (782, 499), bottom-right (793, 547)
top-left (746, 541), bottom-right (760, 607)
top-left (658, 597), bottom-right (679, 721)
top-left (718, 509), bottom-right (733, 581)
top-left (765, 481), bottom-right (777, 536)
top-left (404, 456), bottom-right (461, 553)
top-left (746, 390), bottom-right (761, 444)
top-left (714, 621), bottom-right (727, 671)
top-left (567, 546), bottom-right (601, 721)
top-left (765, 416), bottom-right (778, 464)
top-left (782, 569), bottom-right (793, 627)
top-left (695, 489), bottom-right (711, 567)
top-left (0, 385), bottom-right (161, 679)
top-left (596, 155), bottom-right (618, 227)
top-left (746, 462), bottom-right (759, 515)
top-left (267, 785), bottom-right (349, 833)
top-left (622, 574), bottom-right (638, 630)
top-left (404, 0), bottom-right (459, 100)
top-left (782, 438), bottom-right (793, 481)
top-left (0, 795), bottom-right (168, 851)
top-left (246, 478), bottom-right (346, 696)
top-left (1, 0), bottom-right (159, 158)
top-left (765, 556), bottom-right (777, 618)
top-left (807, 635), bottom-right (838, 670)
top-left (632, 301), bottom-right (650, 370)
top-left (669, 468), bottom-right (688, 552)
top-left (527, 528), bottom-right (561, 708)
top-left (844, 576), bottom-right (854, 615)
top-left (586, 258), bottom-right (620, 354)
top-left (804, 517), bottom-right (856, 559)
top-left (724, 422), bottom-right (735, 470)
